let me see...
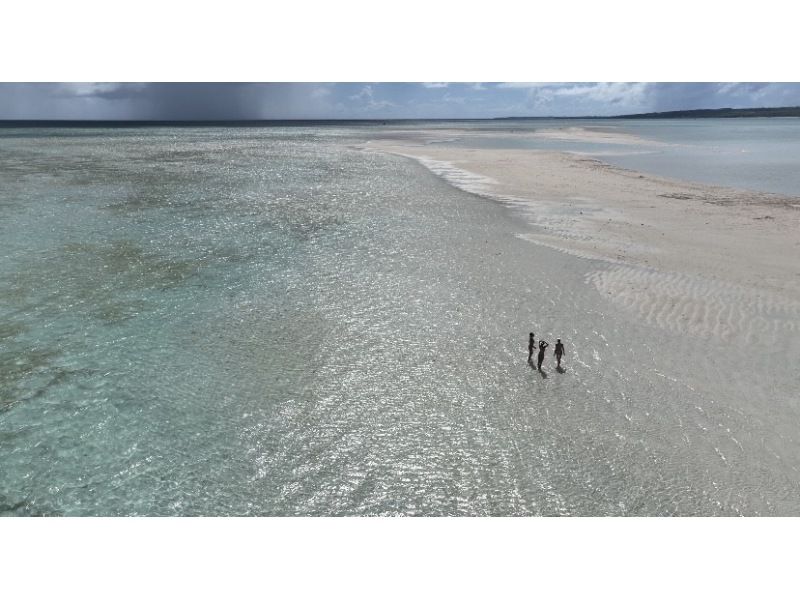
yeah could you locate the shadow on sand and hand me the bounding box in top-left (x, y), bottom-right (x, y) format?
top-left (556, 365), bottom-right (566, 374)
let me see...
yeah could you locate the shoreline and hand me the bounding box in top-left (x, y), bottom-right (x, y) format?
top-left (365, 136), bottom-right (800, 342)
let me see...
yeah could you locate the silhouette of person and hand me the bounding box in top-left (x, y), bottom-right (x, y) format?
top-left (554, 338), bottom-right (565, 368)
top-left (528, 332), bottom-right (535, 365)
top-left (537, 339), bottom-right (548, 371)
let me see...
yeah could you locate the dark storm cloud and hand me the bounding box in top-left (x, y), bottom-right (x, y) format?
top-left (115, 83), bottom-right (264, 120)
top-left (0, 83), bottom-right (339, 120)
top-left (1, 82), bottom-right (799, 120)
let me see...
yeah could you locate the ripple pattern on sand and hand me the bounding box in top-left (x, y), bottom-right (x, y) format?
top-left (587, 265), bottom-right (800, 343)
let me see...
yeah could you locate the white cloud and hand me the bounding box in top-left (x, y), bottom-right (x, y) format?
top-left (441, 93), bottom-right (466, 104)
top-left (519, 82), bottom-right (650, 115)
top-left (310, 86), bottom-right (332, 98)
top-left (59, 83), bottom-right (147, 98)
top-left (496, 82), bottom-right (557, 89)
top-left (347, 84), bottom-right (396, 112)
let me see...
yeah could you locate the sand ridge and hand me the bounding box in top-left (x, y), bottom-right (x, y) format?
top-left (365, 136), bottom-right (800, 343)
top-left (525, 125), bottom-right (667, 145)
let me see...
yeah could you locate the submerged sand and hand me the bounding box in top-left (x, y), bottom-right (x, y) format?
top-left (366, 134), bottom-right (800, 344)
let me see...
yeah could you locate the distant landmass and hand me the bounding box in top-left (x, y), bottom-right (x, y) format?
top-left (1, 107), bottom-right (800, 127)
top-left (498, 106), bottom-right (800, 120)
top-left (610, 106), bottom-right (800, 119)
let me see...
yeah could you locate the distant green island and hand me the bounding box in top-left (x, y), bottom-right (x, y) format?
top-left (499, 106), bottom-right (800, 120)
top-left (611, 106), bottom-right (800, 119)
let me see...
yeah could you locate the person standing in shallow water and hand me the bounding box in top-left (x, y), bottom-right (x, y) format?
top-left (537, 339), bottom-right (548, 371)
top-left (554, 338), bottom-right (565, 369)
top-left (528, 332), bottom-right (535, 365)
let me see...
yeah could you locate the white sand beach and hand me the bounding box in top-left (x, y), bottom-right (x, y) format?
top-left (367, 134), bottom-right (800, 343)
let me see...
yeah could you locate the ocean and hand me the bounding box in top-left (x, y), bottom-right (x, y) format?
top-left (1, 121), bottom-right (799, 515)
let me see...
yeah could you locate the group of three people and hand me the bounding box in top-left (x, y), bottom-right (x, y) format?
top-left (528, 333), bottom-right (564, 371)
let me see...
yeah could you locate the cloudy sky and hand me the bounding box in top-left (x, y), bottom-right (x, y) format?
top-left (1, 83), bottom-right (799, 120)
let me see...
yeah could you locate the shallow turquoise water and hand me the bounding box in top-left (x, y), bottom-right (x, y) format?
top-left (2, 126), bottom-right (799, 515)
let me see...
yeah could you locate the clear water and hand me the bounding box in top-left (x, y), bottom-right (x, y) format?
top-left (1, 125), bottom-right (799, 516)
top-left (428, 118), bottom-right (800, 196)
top-left (593, 119), bottom-right (800, 196)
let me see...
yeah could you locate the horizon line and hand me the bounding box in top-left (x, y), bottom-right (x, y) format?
top-left (2, 106), bottom-right (800, 126)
